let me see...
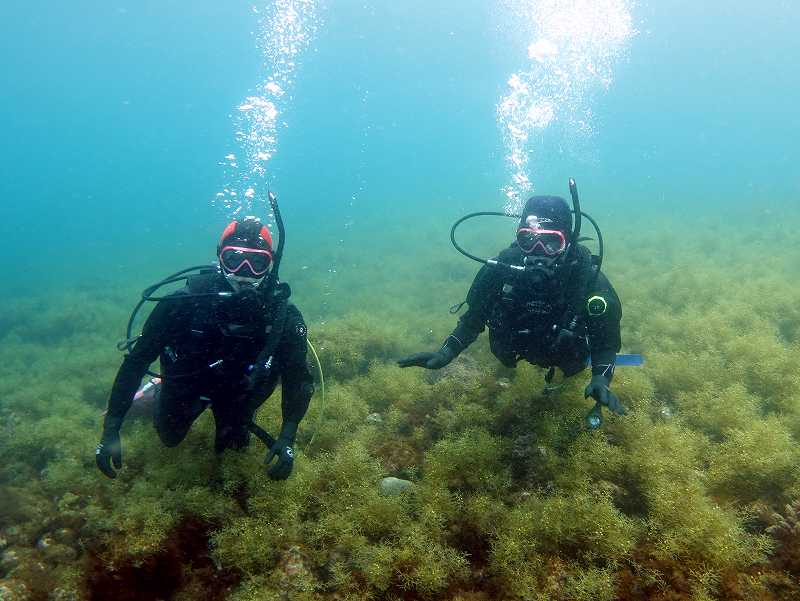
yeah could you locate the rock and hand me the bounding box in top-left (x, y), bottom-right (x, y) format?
top-left (659, 406), bottom-right (673, 419)
top-left (379, 477), bottom-right (414, 496)
top-left (497, 377), bottom-right (511, 389)
top-left (423, 353), bottom-right (482, 387)
top-left (366, 412), bottom-right (383, 424)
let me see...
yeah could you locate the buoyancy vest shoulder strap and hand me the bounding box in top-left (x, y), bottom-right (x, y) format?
top-left (560, 245), bottom-right (597, 331)
top-left (251, 282), bottom-right (292, 371)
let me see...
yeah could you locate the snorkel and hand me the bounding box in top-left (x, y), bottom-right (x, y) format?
top-left (265, 190), bottom-right (286, 289)
top-left (567, 178), bottom-right (604, 278)
top-left (566, 177), bottom-right (582, 261)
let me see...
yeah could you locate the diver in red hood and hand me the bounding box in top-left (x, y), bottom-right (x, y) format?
top-left (96, 205), bottom-right (314, 481)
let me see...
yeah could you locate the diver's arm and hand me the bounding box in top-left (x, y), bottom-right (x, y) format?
top-left (583, 272), bottom-right (627, 417)
top-left (96, 299), bottom-right (175, 478)
top-left (398, 263), bottom-right (500, 369)
top-left (275, 304), bottom-right (314, 443)
top-left (261, 304), bottom-right (313, 481)
top-left (103, 301), bottom-right (173, 431)
top-left (449, 264), bottom-right (498, 353)
top-left (586, 271), bottom-right (622, 377)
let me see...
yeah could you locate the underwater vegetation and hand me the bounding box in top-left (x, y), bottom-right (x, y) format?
top-left (2, 212), bottom-right (800, 600)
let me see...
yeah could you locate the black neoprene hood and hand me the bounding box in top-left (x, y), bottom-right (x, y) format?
top-left (519, 195), bottom-right (573, 237)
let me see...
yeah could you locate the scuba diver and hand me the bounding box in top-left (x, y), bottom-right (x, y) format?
top-left (398, 179), bottom-right (628, 428)
top-left (96, 194), bottom-right (314, 480)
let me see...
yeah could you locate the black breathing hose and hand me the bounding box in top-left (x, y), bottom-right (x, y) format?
top-left (118, 264), bottom-right (225, 353)
top-left (449, 211), bottom-right (517, 265)
top-left (449, 179), bottom-right (602, 273)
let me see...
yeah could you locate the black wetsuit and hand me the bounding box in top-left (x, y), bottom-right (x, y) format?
top-left (103, 272), bottom-right (313, 452)
top-left (449, 244), bottom-right (621, 377)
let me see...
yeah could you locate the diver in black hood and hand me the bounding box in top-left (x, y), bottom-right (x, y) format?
top-left (96, 202), bottom-right (314, 480)
top-left (399, 183), bottom-right (627, 427)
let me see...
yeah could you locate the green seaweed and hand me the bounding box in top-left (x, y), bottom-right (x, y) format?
top-left (1, 213), bottom-right (800, 599)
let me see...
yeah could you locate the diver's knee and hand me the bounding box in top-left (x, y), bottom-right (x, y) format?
top-left (560, 361), bottom-right (587, 379)
top-left (155, 424), bottom-right (188, 447)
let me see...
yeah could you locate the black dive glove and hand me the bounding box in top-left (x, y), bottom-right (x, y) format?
top-left (95, 427), bottom-right (123, 479)
top-left (265, 421), bottom-right (297, 481)
top-left (584, 375), bottom-right (627, 416)
top-left (397, 336), bottom-right (460, 370)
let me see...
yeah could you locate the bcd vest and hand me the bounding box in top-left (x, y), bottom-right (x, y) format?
top-left (161, 270), bottom-right (287, 378)
top-left (487, 246), bottom-right (599, 370)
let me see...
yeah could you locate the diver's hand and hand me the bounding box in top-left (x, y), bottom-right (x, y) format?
top-left (398, 336), bottom-right (462, 369)
top-left (397, 350), bottom-right (453, 369)
top-left (265, 437), bottom-right (295, 480)
top-left (397, 339), bottom-right (458, 369)
top-left (95, 428), bottom-right (123, 479)
top-left (584, 375), bottom-right (627, 416)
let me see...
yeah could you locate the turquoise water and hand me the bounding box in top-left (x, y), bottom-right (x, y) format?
top-left (2, 0), bottom-right (797, 298)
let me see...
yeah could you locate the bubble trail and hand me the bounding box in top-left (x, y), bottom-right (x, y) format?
top-left (215, 0), bottom-right (321, 218)
top-left (497, 0), bottom-right (636, 213)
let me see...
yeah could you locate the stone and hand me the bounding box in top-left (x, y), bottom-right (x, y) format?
top-left (423, 353), bottom-right (482, 387)
top-left (379, 477), bottom-right (414, 496)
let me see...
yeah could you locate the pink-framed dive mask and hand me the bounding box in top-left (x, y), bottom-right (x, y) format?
top-left (516, 215), bottom-right (567, 256)
top-left (219, 245), bottom-right (273, 278)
